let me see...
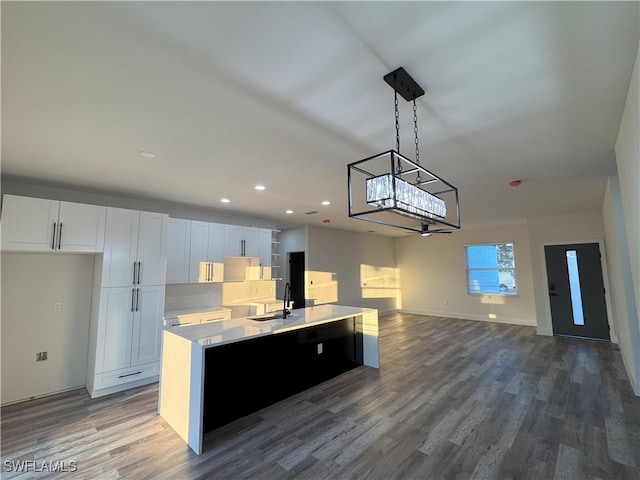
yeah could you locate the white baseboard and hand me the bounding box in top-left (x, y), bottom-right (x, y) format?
top-left (398, 308), bottom-right (536, 327)
top-left (87, 375), bottom-right (159, 399)
top-left (537, 327), bottom-right (553, 336)
top-left (1, 384), bottom-right (85, 407)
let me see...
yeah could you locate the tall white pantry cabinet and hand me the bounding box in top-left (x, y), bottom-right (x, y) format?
top-left (86, 207), bottom-right (168, 398)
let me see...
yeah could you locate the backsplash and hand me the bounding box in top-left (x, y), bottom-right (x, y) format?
top-left (164, 283), bottom-right (223, 311)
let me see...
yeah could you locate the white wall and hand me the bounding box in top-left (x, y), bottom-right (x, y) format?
top-left (614, 40), bottom-right (640, 349)
top-left (1, 176), bottom-right (277, 229)
top-left (602, 176), bottom-right (640, 394)
top-left (306, 226), bottom-right (398, 314)
top-left (527, 211), bottom-right (607, 336)
top-left (1, 253), bottom-right (94, 404)
top-left (395, 222), bottom-right (537, 326)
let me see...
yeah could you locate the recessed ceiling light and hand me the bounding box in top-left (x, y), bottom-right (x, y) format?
top-left (321, 200), bottom-right (331, 206)
top-left (220, 198), bottom-right (230, 203)
top-left (138, 151), bottom-right (155, 159)
top-left (286, 209), bottom-right (293, 214)
top-left (254, 185), bottom-right (266, 191)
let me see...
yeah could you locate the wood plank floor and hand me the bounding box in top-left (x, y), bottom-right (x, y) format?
top-left (2, 313), bottom-right (640, 479)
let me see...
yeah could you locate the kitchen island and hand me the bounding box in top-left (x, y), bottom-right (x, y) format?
top-left (159, 304), bottom-right (379, 454)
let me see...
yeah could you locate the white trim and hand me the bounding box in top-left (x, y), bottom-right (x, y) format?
top-left (0, 384), bottom-right (86, 407)
top-left (540, 239), bottom-right (616, 342)
top-left (398, 308), bottom-right (536, 327)
top-left (88, 376), bottom-right (158, 399)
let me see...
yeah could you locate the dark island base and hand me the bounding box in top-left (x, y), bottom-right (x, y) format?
top-left (203, 317), bottom-right (363, 433)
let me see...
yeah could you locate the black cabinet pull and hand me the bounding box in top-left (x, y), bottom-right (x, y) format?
top-left (118, 371), bottom-right (142, 379)
top-left (57, 222), bottom-right (63, 249)
top-left (51, 223), bottom-right (57, 250)
top-left (137, 262), bottom-right (141, 284)
top-left (131, 288), bottom-right (136, 312)
top-left (136, 288), bottom-right (140, 312)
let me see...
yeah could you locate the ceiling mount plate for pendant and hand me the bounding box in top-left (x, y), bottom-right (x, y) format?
top-left (384, 67), bottom-right (425, 101)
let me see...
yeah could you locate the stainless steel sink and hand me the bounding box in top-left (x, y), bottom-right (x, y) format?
top-left (247, 312), bottom-right (296, 322)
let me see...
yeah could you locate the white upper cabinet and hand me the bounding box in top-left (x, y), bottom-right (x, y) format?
top-left (101, 208), bottom-right (167, 288)
top-left (259, 229), bottom-right (272, 268)
top-left (224, 225), bottom-right (260, 257)
top-left (189, 221), bottom-right (208, 282)
top-left (1, 194), bottom-right (105, 252)
top-left (166, 218), bottom-right (191, 284)
top-left (137, 211), bottom-right (168, 286)
top-left (207, 223), bottom-right (225, 263)
top-left (189, 221), bottom-right (225, 283)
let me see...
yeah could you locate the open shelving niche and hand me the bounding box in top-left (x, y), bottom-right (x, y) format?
top-left (271, 230), bottom-right (282, 281)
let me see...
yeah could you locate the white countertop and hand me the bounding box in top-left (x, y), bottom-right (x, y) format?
top-left (163, 306), bottom-right (232, 321)
top-left (165, 304), bottom-right (376, 348)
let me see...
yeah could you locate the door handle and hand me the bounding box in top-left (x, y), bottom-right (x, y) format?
top-left (131, 288), bottom-right (136, 312)
top-left (137, 262), bottom-right (141, 284)
top-left (136, 288), bottom-right (140, 311)
top-left (57, 222), bottom-right (63, 249)
top-left (51, 223), bottom-right (57, 250)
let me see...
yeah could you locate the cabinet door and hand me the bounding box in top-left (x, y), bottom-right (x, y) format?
top-left (58, 201), bottom-right (106, 252)
top-left (259, 229), bottom-right (272, 267)
top-left (1, 195), bottom-right (59, 251)
top-left (243, 227), bottom-right (260, 258)
top-left (131, 286), bottom-right (164, 366)
top-left (207, 223), bottom-right (225, 263)
top-left (137, 211), bottom-right (168, 286)
top-left (224, 225), bottom-right (245, 256)
top-left (189, 221), bottom-right (208, 283)
top-left (102, 208), bottom-right (139, 287)
top-left (95, 287), bottom-right (135, 373)
top-left (166, 218), bottom-right (191, 284)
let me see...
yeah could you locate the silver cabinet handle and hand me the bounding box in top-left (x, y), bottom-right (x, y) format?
top-left (57, 222), bottom-right (63, 250)
top-left (131, 288), bottom-right (136, 312)
top-left (51, 223), bottom-right (57, 250)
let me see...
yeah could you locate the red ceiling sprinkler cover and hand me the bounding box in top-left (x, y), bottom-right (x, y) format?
top-left (509, 180), bottom-right (522, 188)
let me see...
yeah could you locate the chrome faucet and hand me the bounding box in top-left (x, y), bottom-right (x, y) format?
top-left (283, 282), bottom-right (292, 319)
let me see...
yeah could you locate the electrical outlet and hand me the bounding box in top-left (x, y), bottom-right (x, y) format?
top-left (53, 302), bottom-right (62, 312)
top-left (317, 343), bottom-right (323, 355)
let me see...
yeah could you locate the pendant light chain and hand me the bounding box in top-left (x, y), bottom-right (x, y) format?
top-left (395, 90), bottom-right (402, 173)
top-left (413, 99), bottom-right (422, 184)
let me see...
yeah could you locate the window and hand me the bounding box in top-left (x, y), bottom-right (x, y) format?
top-left (465, 243), bottom-right (517, 295)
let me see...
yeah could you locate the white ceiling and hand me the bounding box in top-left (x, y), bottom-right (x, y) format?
top-left (2, 2), bottom-right (639, 236)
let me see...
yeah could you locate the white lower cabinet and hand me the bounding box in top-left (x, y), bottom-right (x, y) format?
top-left (88, 284), bottom-right (165, 397)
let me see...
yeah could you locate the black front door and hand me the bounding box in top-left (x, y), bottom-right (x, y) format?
top-left (544, 243), bottom-right (610, 340)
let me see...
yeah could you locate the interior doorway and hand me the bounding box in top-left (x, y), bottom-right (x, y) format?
top-left (288, 252), bottom-right (305, 310)
top-left (544, 243), bottom-right (610, 341)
